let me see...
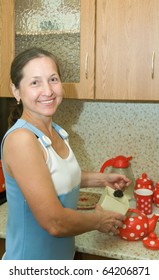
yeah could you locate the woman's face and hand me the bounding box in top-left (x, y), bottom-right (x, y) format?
top-left (13, 56), bottom-right (64, 119)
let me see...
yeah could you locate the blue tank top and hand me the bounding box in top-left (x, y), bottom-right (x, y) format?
top-left (1, 119), bottom-right (81, 260)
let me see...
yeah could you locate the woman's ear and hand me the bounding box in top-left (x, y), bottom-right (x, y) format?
top-left (11, 83), bottom-right (20, 103)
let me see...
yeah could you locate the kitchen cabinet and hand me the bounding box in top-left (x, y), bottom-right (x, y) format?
top-left (0, 0), bottom-right (14, 97)
top-left (74, 252), bottom-right (115, 260)
top-left (1, 1), bottom-right (159, 100)
top-left (0, 0), bottom-right (95, 99)
top-left (0, 238), bottom-right (5, 259)
top-left (62, 0), bottom-right (95, 99)
top-left (96, 0), bottom-right (159, 100)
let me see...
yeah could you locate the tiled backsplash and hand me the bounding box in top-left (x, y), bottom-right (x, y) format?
top-left (54, 100), bottom-right (159, 184)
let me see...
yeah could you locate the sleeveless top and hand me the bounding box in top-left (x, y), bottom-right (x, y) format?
top-left (1, 119), bottom-right (81, 260)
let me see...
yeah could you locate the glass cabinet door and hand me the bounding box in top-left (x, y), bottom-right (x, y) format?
top-left (15, 0), bottom-right (80, 84)
top-left (14, 0), bottom-right (95, 99)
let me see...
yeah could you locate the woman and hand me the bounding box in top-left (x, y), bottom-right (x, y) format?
top-left (1, 48), bottom-right (130, 260)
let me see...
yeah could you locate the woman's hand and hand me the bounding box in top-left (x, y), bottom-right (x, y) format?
top-left (95, 204), bottom-right (125, 235)
top-left (105, 173), bottom-right (131, 191)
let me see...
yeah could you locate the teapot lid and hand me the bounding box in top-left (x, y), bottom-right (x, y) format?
top-left (142, 232), bottom-right (159, 250)
top-left (112, 155), bottom-right (132, 168)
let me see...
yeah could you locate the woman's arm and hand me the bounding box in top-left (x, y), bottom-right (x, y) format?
top-left (2, 130), bottom-right (125, 237)
top-left (81, 170), bottom-right (130, 190)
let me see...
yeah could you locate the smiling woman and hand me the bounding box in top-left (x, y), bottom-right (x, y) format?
top-left (12, 56), bottom-right (63, 119)
top-left (1, 47), bottom-right (130, 260)
top-left (8, 48), bottom-right (62, 128)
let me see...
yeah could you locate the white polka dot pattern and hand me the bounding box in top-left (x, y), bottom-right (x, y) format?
top-left (118, 209), bottom-right (153, 241)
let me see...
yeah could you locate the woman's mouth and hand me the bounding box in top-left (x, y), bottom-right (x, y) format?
top-left (40, 98), bottom-right (55, 105)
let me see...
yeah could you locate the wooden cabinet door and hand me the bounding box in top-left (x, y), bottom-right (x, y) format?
top-left (64, 0), bottom-right (95, 99)
top-left (95, 0), bottom-right (159, 101)
top-left (0, 238), bottom-right (5, 259)
top-left (0, 0), bottom-right (14, 97)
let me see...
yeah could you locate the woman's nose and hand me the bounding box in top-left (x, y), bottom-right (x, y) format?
top-left (42, 83), bottom-right (53, 95)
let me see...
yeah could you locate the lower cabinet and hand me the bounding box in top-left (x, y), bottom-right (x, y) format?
top-left (74, 251), bottom-right (116, 260)
top-left (0, 238), bottom-right (5, 259)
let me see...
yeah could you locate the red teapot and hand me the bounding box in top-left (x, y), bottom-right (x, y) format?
top-left (119, 208), bottom-right (159, 241)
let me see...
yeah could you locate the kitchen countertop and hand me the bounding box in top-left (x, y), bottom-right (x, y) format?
top-left (75, 227), bottom-right (159, 260)
top-left (0, 202), bottom-right (7, 239)
top-left (1, 192), bottom-right (159, 260)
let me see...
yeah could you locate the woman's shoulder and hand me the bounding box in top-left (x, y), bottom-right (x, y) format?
top-left (4, 126), bottom-right (38, 150)
top-left (4, 119), bottom-right (37, 141)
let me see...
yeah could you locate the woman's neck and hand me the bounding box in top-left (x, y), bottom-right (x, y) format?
top-left (21, 112), bottom-right (53, 134)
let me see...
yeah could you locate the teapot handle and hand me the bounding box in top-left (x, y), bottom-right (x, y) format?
top-left (100, 158), bottom-right (114, 173)
top-left (127, 208), bottom-right (145, 217)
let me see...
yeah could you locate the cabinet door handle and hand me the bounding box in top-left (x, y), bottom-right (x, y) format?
top-left (152, 51), bottom-right (155, 79)
top-left (85, 53), bottom-right (88, 79)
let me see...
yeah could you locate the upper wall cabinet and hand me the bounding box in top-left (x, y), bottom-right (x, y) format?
top-left (0, 0), bottom-right (14, 97)
top-left (96, 0), bottom-right (159, 101)
top-left (0, 0), bottom-right (95, 99)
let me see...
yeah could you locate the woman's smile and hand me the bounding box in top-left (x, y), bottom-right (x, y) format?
top-left (39, 98), bottom-right (56, 105)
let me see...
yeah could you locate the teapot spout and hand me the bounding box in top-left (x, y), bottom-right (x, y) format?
top-left (148, 214), bottom-right (159, 233)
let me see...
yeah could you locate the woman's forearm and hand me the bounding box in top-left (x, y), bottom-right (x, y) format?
top-left (81, 171), bottom-right (106, 188)
top-left (80, 171), bottom-right (130, 190)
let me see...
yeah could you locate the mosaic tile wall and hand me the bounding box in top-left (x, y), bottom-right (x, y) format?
top-left (54, 100), bottom-right (159, 185)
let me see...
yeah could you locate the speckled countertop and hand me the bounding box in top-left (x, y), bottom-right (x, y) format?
top-left (75, 226), bottom-right (159, 260)
top-left (1, 193), bottom-right (159, 260)
top-left (0, 203), bottom-right (7, 239)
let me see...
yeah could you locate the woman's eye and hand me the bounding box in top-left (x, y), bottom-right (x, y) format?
top-left (50, 76), bottom-right (59, 83)
top-left (31, 80), bottom-right (38, 86)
